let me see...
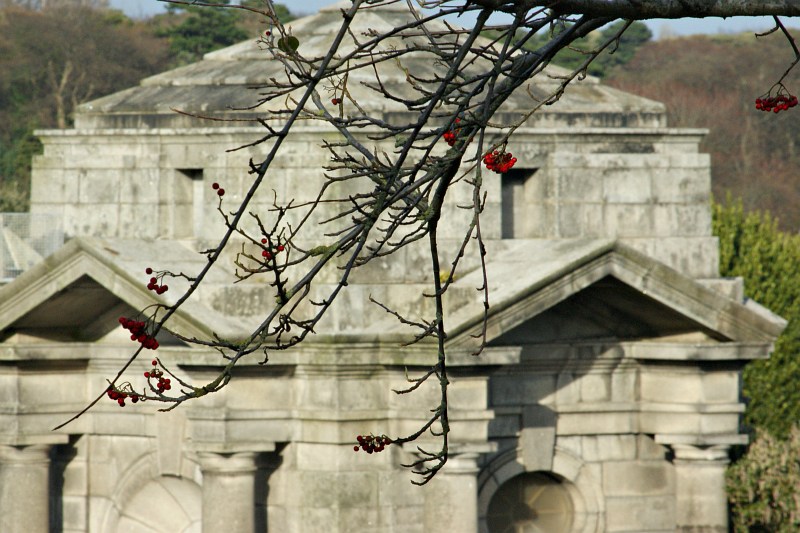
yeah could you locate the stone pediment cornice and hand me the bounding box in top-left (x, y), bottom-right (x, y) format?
top-left (0, 237), bottom-right (253, 345)
top-left (0, 237), bottom-right (786, 366)
top-left (443, 239), bottom-right (787, 353)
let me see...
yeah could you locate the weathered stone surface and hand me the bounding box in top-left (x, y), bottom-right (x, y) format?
top-left (602, 461), bottom-right (674, 496)
top-left (605, 494), bottom-right (675, 531)
top-left (0, 445), bottom-right (51, 533)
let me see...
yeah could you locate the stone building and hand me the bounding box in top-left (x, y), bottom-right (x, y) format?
top-left (0, 3), bottom-right (786, 532)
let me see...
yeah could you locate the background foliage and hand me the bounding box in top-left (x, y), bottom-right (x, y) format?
top-left (727, 427), bottom-right (800, 532)
top-left (0, 5), bottom-right (169, 210)
top-left (522, 20), bottom-right (652, 77)
top-left (608, 32), bottom-right (800, 230)
top-left (159, 0), bottom-right (249, 65)
top-left (0, 1), bottom-right (294, 211)
top-left (713, 199), bottom-right (800, 436)
top-left (713, 199), bottom-right (800, 531)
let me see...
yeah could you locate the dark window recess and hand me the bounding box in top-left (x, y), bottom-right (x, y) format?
top-left (176, 169), bottom-right (204, 239)
top-left (501, 168), bottom-right (537, 239)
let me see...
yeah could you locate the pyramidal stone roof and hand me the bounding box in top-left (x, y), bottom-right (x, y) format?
top-left (76, 1), bottom-right (665, 130)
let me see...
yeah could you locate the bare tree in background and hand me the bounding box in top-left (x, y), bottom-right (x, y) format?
top-left (60, 0), bottom-right (800, 484)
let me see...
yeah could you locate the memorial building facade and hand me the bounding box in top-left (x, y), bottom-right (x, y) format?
top-left (0, 3), bottom-right (785, 532)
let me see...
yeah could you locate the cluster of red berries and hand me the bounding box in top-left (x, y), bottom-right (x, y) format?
top-left (260, 237), bottom-right (286, 260)
top-left (212, 182), bottom-right (225, 197)
top-left (755, 93), bottom-right (798, 113)
top-left (119, 317), bottom-right (159, 350)
top-left (144, 267), bottom-right (168, 295)
top-left (483, 150), bottom-right (517, 173)
top-left (106, 386), bottom-right (143, 407)
top-left (144, 359), bottom-right (171, 393)
top-left (354, 434), bottom-right (392, 453)
top-left (331, 97), bottom-right (341, 105)
top-left (443, 118), bottom-right (461, 147)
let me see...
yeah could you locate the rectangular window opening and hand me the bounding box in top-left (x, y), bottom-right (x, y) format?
top-left (177, 168), bottom-right (204, 239)
top-left (501, 168), bottom-right (538, 239)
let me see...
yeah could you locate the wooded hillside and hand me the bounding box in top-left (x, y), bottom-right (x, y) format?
top-left (606, 31), bottom-right (800, 230)
top-left (1, 4), bottom-right (798, 231)
top-left (0, 1), bottom-right (294, 211)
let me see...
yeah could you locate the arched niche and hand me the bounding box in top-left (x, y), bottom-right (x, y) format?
top-left (478, 448), bottom-right (604, 533)
top-left (99, 450), bottom-right (203, 533)
top-left (114, 476), bottom-right (201, 533)
top-left (486, 471), bottom-right (574, 532)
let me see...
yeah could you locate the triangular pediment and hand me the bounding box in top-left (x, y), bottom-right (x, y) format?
top-left (0, 237), bottom-right (253, 344)
top-left (493, 275), bottom-right (712, 345)
top-left (5, 274), bottom-right (130, 342)
top-left (444, 239), bottom-right (786, 353)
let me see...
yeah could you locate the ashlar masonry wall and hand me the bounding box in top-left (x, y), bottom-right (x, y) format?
top-left (32, 125), bottom-right (715, 281)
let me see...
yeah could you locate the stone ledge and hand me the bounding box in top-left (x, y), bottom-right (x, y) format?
top-left (655, 433), bottom-right (748, 446)
top-left (623, 341), bottom-right (774, 361)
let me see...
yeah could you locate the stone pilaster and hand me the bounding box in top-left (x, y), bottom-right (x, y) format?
top-left (424, 452), bottom-right (481, 533)
top-left (673, 444), bottom-right (730, 533)
top-left (198, 452), bottom-right (258, 533)
top-left (0, 444), bottom-right (52, 533)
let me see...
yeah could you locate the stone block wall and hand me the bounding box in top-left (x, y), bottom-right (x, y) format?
top-left (482, 334), bottom-right (741, 533)
top-left (31, 126), bottom-right (716, 285)
top-left (505, 148), bottom-right (716, 278)
top-left (17, 116), bottom-right (743, 533)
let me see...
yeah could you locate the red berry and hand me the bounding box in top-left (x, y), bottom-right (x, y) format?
top-left (152, 360), bottom-right (157, 366)
top-left (145, 267), bottom-right (153, 275)
top-left (212, 182), bottom-right (219, 190)
top-left (354, 446), bottom-right (360, 452)
top-left (332, 98), bottom-right (341, 105)
top-left (261, 238), bottom-right (268, 244)
top-left (217, 188), bottom-right (225, 197)
top-left (144, 372), bottom-right (150, 378)
top-left (277, 245), bottom-right (285, 252)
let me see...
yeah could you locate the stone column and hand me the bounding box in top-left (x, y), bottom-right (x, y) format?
top-left (0, 444), bottom-right (52, 533)
top-left (198, 452), bottom-right (259, 533)
top-left (673, 444), bottom-right (730, 533)
top-left (424, 452), bottom-right (480, 533)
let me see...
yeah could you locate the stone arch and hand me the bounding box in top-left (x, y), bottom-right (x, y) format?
top-left (478, 447), bottom-right (604, 533)
top-left (113, 477), bottom-right (201, 533)
top-left (100, 450), bottom-right (203, 533)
